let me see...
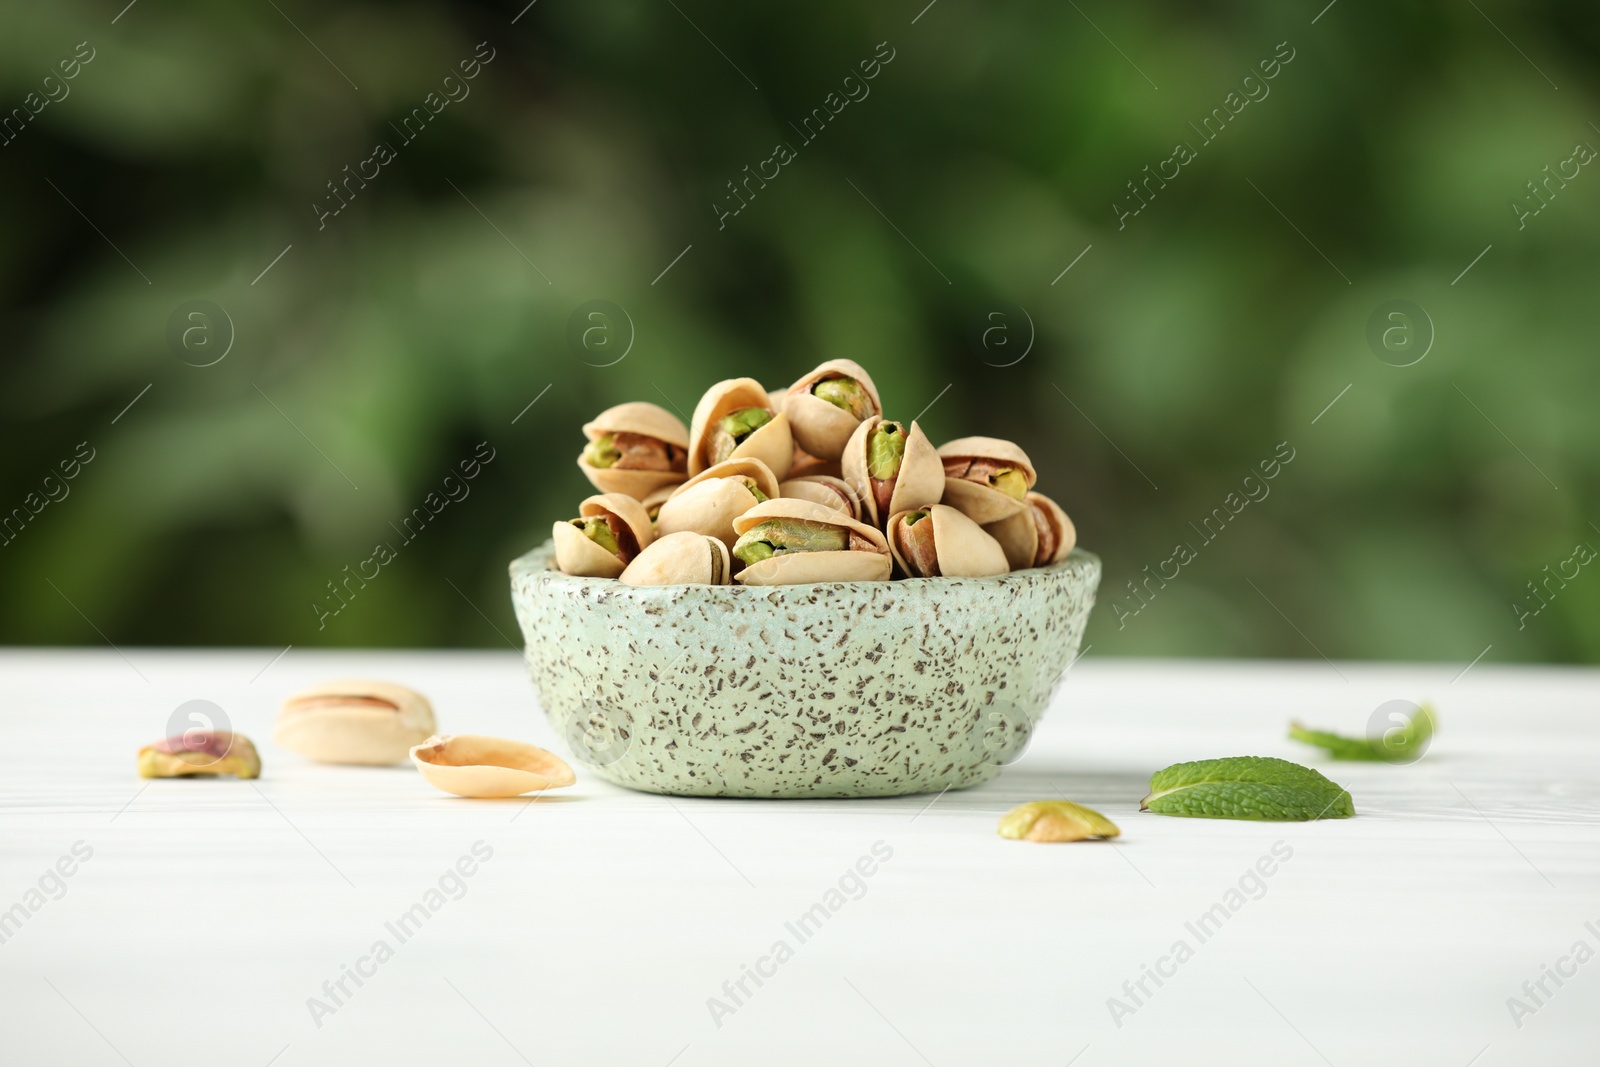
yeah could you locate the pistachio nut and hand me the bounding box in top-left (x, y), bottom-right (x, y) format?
top-left (619, 529), bottom-right (732, 585)
top-left (786, 445), bottom-right (843, 481)
top-left (275, 679), bottom-right (437, 765)
top-left (781, 359), bottom-right (882, 461)
top-left (777, 475), bottom-right (862, 520)
top-left (688, 377), bottom-right (794, 478)
top-left (730, 497), bottom-right (891, 585)
top-left (985, 491), bottom-right (1076, 569)
top-left (886, 504), bottom-right (1009, 579)
top-left (998, 800), bottom-right (1121, 842)
top-left (655, 457), bottom-right (780, 547)
top-left (640, 482), bottom-right (677, 523)
top-left (841, 416), bottom-right (944, 527)
top-left (410, 734), bottom-right (576, 798)
top-left (552, 493), bottom-right (654, 578)
top-left (577, 401), bottom-right (689, 499)
top-left (137, 731), bottom-right (261, 779)
top-left (937, 436), bottom-right (1037, 524)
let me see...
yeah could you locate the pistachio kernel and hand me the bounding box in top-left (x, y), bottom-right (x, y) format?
top-left (894, 510), bottom-right (941, 578)
top-left (582, 433), bottom-right (621, 469)
top-left (741, 477), bottom-right (769, 503)
top-left (990, 468), bottom-right (1028, 501)
top-left (732, 518), bottom-right (849, 565)
top-left (998, 800), bottom-right (1121, 843)
top-left (709, 407), bottom-right (774, 463)
top-left (812, 377), bottom-right (874, 420)
top-left (866, 423), bottom-right (906, 481)
top-left (572, 516), bottom-right (619, 555)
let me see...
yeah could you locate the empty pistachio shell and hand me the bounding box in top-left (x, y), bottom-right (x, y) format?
top-left (656, 457), bottom-right (780, 547)
top-left (552, 493), bottom-right (654, 578)
top-left (138, 731), bottom-right (261, 779)
top-left (778, 475), bottom-right (862, 520)
top-left (782, 359), bottom-right (882, 461)
top-left (577, 402), bottom-right (689, 499)
top-left (688, 378), bottom-right (793, 478)
top-left (987, 491), bottom-right (1076, 569)
top-left (998, 800), bottom-right (1121, 842)
top-left (620, 530), bottom-right (731, 585)
top-left (841, 416), bottom-right (944, 528)
top-left (275, 679), bottom-right (436, 765)
top-left (730, 497), bottom-right (891, 585)
top-left (410, 734), bottom-right (576, 798)
top-left (938, 436), bottom-right (1037, 525)
top-left (886, 504), bottom-right (1009, 579)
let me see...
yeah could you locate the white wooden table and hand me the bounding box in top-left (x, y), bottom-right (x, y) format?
top-left (2, 650), bottom-right (1595, 1066)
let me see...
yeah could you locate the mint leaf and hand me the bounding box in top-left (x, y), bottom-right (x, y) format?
top-left (1289, 703), bottom-right (1436, 763)
top-left (1141, 756), bottom-right (1354, 821)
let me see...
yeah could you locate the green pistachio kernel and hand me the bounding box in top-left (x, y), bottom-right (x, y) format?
top-left (582, 434), bottom-right (621, 469)
top-left (991, 468), bottom-right (1028, 500)
top-left (867, 423), bottom-right (906, 481)
top-left (742, 478), bottom-right (769, 503)
top-left (731, 519), bottom-right (847, 565)
top-left (732, 539), bottom-right (775, 566)
top-left (812, 377), bottom-right (873, 419)
top-left (719, 407), bottom-right (773, 441)
top-left (573, 516), bottom-right (618, 555)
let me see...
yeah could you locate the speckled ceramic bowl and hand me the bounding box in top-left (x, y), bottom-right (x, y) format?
top-left (508, 542), bottom-right (1099, 798)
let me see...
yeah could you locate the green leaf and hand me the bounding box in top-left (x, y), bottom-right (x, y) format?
top-left (1141, 756), bottom-right (1354, 821)
top-left (1289, 702), bottom-right (1435, 762)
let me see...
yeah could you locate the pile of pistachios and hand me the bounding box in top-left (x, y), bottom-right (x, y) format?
top-left (557, 359), bottom-right (1076, 586)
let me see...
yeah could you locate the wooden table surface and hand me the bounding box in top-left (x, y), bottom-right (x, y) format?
top-left (2, 649), bottom-right (1595, 1066)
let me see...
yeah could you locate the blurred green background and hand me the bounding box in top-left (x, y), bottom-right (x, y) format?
top-left (3, 1), bottom-right (1597, 661)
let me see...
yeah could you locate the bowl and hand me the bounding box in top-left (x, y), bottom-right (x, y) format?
top-left (508, 542), bottom-right (1100, 798)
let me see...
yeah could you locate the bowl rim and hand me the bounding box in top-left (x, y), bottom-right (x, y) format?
top-left (510, 540), bottom-right (1100, 594)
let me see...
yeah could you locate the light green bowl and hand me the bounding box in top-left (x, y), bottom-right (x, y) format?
top-left (508, 543), bottom-right (1099, 798)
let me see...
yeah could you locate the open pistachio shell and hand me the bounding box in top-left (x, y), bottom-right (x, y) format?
top-left (276, 679), bottom-right (436, 765)
top-left (552, 493), bottom-right (654, 578)
top-left (842, 416), bottom-right (944, 528)
top-left (782, 359), bottom-right (882, 461)
top-left (688, 377), bottom-right (794, 478)
top-left (730, 497), bottom-right (891, 585)
top-left (887, 504), bottom-right (1010, 579)
top-left (656, 457), bottom-right (780, 546)
top-left (577, 401), bottom-right (689, 499)
top-left (989, 491), bottom-right (1076, 568)
top-left (937, 436), bottom-right (1037, 525)
top-left (620, 530), bottom-right (732, 585)
top-left (640, 483), bottom-right (677, 522)
top-left (778, 475), bottom-right (862, 520)
top-left (787, 446), bottom-right (843, 481)
top-left (410, 734), bottom-right (576, 798)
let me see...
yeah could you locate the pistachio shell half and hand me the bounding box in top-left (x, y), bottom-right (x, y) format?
top-left (886, 504), bottom-right (1009, 578)
top-left (577, 401), bottom-right (689, 499)
top-left (552, 493), bottom-right (654, 578)
top-left (986, 491), bottom-right (1076, 569)
top-left (276, 679), bottom-right (437, 765)
top-left (782, 359), bottom-right (882, 461)
top-left (619, 530), bottom-right (731, 585)
top-left (778, 475), bottom-right (862, 520)
top-left (688, 378), bottom-right (794, 478)
top-left (841, 416), bottom-right (944, 528)
top-left (937, 436), bottom-right (1037, 525)
top-left (137, 731), bottom-right (261, 779)
top-left (410, 734), bottom-right (576, 798)
top-left (730, 498), bottom-right (891, 585)
top-left (656, 457), bottom-right (779, 546)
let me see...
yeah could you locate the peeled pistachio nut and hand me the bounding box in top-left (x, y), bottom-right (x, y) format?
top-left (410, 734), bottom-right (576, 799)
top-left (275, 679), bottom-right (436, 765)
top-left (886, 504), bottom-right (1009, 579)
top-left (655, 457), bottom-right (780, 547)
top-left (688, 378), bottom-right (794, 478)
top-left (730, 497), bottom-right (891, 585)
top-left (782, 359), bottom-right (882, 461)
top-left (998, 800), bottom-right (1121, 842)
top-left (577, 402), bottom-right (689, 499)
top-left (619, 530), bottom-right (731, 585)
top-left (988, 491), bottom-right (1076, 569)
top-left (841, 416), bottom-right (944, 527)
top-left (552, 493), bottom-right (654, 578)
top-left (778, 475), bottom-right (862, 520)
top-left (138, 731), bottom-right (260, 779)
top-left (937, 436), bottom-right (1037, 525)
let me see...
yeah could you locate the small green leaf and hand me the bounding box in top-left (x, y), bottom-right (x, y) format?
top-left (1289, 702), bottom-right (1436, 762)
top-left (1141, 756), bottom-right (1354, 821)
